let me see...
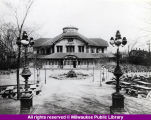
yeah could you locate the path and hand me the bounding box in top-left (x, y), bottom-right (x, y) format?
top-left (33, 70), bottom-right (113, 114)
top-left (1, 69), bottom-right (151, 114)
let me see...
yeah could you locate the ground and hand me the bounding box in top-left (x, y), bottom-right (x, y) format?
top-left (0, 69), bottom-right (151, 114)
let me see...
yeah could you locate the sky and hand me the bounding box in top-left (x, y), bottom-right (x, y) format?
top-left (0, 0), bottom-right (151, 52)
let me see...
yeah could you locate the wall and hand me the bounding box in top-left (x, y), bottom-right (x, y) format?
top-left (54, 38), bottom-right (86, 53)
top-left (35, 39), bottom-right (108, 54)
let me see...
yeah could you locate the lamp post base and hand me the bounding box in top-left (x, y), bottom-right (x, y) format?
top-left (110, 92), bottom-right (128, 114)
top-left (20, 93), bottom-right (33, 111)
top-left (110, 106), bottom-right (128, 114)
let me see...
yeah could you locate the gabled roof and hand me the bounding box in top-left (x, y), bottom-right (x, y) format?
top-left (89, 38), bottom-right (109, 47)
top-left (53, 32), bottom-right (89, 44)
top-left (33, 38), bottom-right (52, 47)
top-left (33, 27), bottom-right (108, 47)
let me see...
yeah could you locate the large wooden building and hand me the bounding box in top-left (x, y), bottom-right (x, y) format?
top-left (33, 27), bottom-right (109, 68)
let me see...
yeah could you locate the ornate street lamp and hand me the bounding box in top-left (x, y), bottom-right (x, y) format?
top-left (110, 30), bottom-right (127, 113)
top-left (20, 31), bottom-right (34, 92)
top-left (17, 31), bottom-right (34, 110)
top-left (16, 37), bottom-right (21, 100)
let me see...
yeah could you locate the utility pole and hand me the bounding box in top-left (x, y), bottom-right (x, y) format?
top-left (100, 69), bottom-right (102, 86)
top-left (147, 40), bottom-right (151, 74)
top-left (147, 40), bottom-right (151, 56)
top-left (45, 67), bottom-right (47, 84)
top-left (93, 66), bottom-right (94, 82)
top-left (128, 45), bottom-right (130, 57)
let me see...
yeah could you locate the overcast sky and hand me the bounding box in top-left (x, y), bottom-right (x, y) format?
top-left (0, 0), bottom-right (151, 52)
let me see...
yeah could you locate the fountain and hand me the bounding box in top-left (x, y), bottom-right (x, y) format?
top-left (66, 70), bottom-right (77, 78)
top-left (50, 69), bottom-right (90, 80)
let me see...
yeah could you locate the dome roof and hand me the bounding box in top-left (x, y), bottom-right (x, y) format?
top-left (63, 26), bottom-right (78, 33)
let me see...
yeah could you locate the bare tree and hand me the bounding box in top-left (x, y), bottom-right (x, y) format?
top-left (2, 0), bottom-right (35, 100)
top-left (2, 0), bottom-right (34, 38)
top-left (0, 22), bottom-right (18, 51)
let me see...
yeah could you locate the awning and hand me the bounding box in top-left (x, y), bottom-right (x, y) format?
top-left (29, 53), bottom-right (113, 59)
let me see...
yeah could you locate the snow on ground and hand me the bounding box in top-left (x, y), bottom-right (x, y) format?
top-left (0, 68), bottom-right (151, 114)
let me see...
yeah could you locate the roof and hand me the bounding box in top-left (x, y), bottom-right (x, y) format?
top-left (89, 38), bottom-right (108, 47)
top-left (33, 30), bottom-right (108, 47)
top-left (33, 38), bottom-right (52, 47)
top-left (29, 53), bottom-right (113, 59)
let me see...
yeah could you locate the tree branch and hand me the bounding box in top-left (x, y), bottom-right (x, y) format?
top-left (14, 9), bottom-right (20, 34)
top-left (20, 0), bottom-right (34, 35)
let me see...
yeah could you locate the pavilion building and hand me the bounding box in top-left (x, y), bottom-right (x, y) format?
top-left (32, 27), bottom-right (109, 68)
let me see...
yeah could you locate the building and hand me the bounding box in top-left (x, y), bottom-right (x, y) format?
top-left (129, 49), bottom-right (150, 65)
top-left (32, 27), bottom-right (109, 68)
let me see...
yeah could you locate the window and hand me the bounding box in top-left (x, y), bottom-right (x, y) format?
top-left (46, 48), bottom-right (50, 54)
top-left (78, 46), bottom-right (84, 52)
top-left (96, 48), bottom-right (99, 53)
top-left (68, 38), bottom-right (73, 43)
top-left (41, 48), bottom-right (45, 54)
top-left (86, 47), bottom-right (89, 53)
top-left (37, 50), bottom-right (39, 54)
top-left (57, 46), bottom-right (63, 52)
top-left (78, 61), bottom-right (80, 65)
top-left (66, 46), bottom-right (75, 52)
top-left (91, 48), bottom-right (94, 53)
top-left (102, 48), bottom-right (104, 53)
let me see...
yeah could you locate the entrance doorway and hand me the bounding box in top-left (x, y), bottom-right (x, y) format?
top-left (60, 60), bottom-right (63, 69)
top-left (73, 61), bottom-right (76, 68)
top-left (64, 55), bottom-right (78, 68)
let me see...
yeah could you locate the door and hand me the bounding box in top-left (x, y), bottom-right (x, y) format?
top-left (60, 60), bottom-right (63, 69)
top-left (73, 61), bottom-right (76, 68)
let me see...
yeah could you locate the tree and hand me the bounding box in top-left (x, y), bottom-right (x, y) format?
top-left (0, 22), bottom-right (17, 51)
top-left (2, 0), bottom-right (35, 100)
top-left (128, 49), bottom-right (149, 65)
top-left (2, 0), bottom-right (34, 38)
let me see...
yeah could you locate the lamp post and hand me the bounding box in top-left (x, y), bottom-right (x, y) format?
top-left (20, 31), bottom-right (34, 91)
top-left (93, 66), bottom-right (94, 82)
top-left (19, 31), bottom-right (34, 110)
top-left (102, 66), bottom-right (105, 82)
top-left (16, 37), bottom-right (21, 100)
top-left (33, 51), bottom-right (37, 84)
top-left (44, 65), bottom-right (47, 84)
top-left (110, 30), bottom-right (127, 113)
top-left (100, 69), bottom-right (102, 86)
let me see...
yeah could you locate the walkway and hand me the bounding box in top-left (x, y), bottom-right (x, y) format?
top-left (1, 69), bottom-right (151, 114)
